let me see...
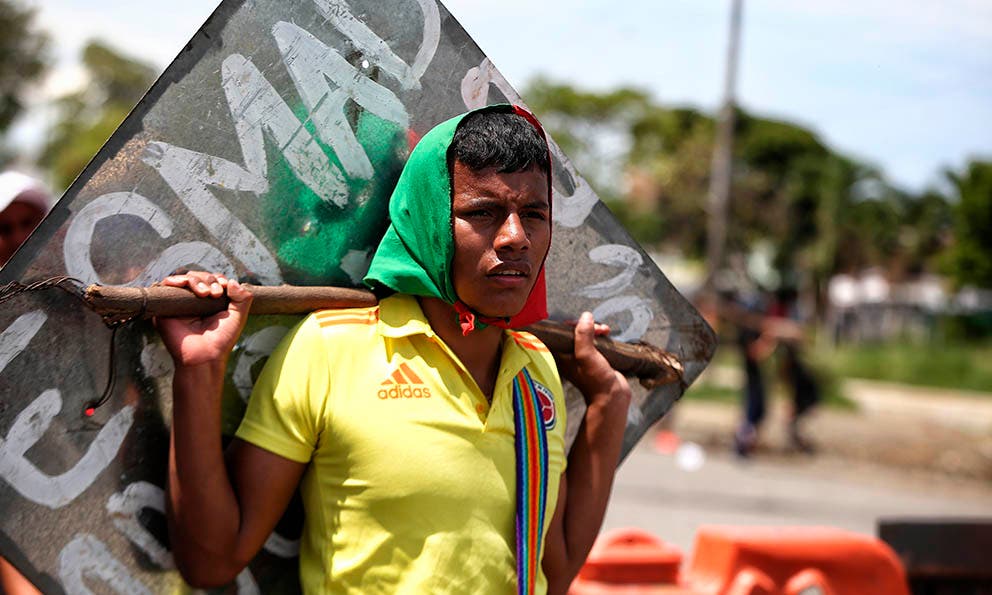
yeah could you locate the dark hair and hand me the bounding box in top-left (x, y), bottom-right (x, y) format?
top-left (447, 110), bottom-right (550, 176)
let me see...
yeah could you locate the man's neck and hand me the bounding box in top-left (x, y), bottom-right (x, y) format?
top-left (418, 296), bottom-right (504, 399)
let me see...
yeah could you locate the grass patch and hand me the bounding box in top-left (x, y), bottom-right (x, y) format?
top-left (684, 382), bottom-right (739, 404)
top-left (685, 378), bottom-right (856, 410)
top-left (819, 340), bottom-right (992, 393)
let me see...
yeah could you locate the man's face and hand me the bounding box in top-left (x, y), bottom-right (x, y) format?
top-left (0, 201), bottom-right (46, 266)
top-left (450, 160), bottom-right (550, 319)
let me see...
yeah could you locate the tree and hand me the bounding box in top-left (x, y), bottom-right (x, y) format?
top-left (0, 0), bottom-right (47, 133)
top-left (943, 160), bottom-right (992, 288)
top-left (523, 76), bottom-right (948, 304)
top-left (0, 0), bottom-right (48, 165)
top-left (39, 41), bottom-right (156, 191)
top-left (525, 76), bottom-right (652, 203)
top-left (526, 78), bottom-right (716, 250)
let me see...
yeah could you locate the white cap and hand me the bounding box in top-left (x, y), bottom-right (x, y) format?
top-left (0, 171), bottom-right (52, 215)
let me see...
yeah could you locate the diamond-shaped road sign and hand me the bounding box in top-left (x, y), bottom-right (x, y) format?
top-left (0, 0), bottom-right (715, 591)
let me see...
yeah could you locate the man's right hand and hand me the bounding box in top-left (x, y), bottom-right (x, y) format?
top-left (158, 272), bottom-right (305, 588)
top-left (155, 272), bottom-right (253, 367)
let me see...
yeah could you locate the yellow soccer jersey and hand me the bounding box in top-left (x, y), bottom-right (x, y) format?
top-left (236, 294), bottom-right (567, 594)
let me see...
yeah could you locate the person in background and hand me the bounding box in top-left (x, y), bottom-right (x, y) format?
top-left (769, 287), bottom-right (820, 453)
top-left (0, 171), bottom-right (50, 593)
top-left (0, 171), bottom-right (51, 268)
top-left (731, 288), bottom-right (775, 457)
top-left (730, 286), bottom-right (819, 457)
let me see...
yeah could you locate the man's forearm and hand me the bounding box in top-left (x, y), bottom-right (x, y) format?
top-left (560, 393), bottom-right (628, 578)
top-left (167, 361), bottom-right (245, 586)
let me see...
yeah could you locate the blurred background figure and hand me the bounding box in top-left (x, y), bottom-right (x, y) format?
top-left (0, 171), bottom-right (51, 268)
top-left (728, 287), bottom-right (773, 457)
top-left (769, 287), bottom-right (821, 454)
top-left (0, 171), bottom-right (49, 594)
top-left (720, 284), bottom-right (820, 458)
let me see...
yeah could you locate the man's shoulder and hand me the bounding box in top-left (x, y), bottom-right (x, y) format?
top-left (269, 306), bottom-right (383, 364)
top-left (289, 305), bottom-right (385, 352)
top-left (506, 329), bottom-right (550, 354)
top-left (507, 329), bottom-right (557, 376)
top-left (307, 304), bottom-right (381, 331)
top-left (505, 328), bottom-right (562, 392)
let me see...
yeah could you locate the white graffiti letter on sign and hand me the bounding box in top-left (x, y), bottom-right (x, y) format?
top-left (578, 245), bottom-right (643, 299)
top-left (311, 0), bottom-right (440, 91)
top-left (577, 245), bottom-right (654, 343)
top-left (272, 21), bottom-right (409, 181)
top-left (460, 57), bottom-right (518, 111)
top-left (233, 325), bottom-right (291, 402)
top-left (0, 312), bottom-right (135, 509)
top-left (106, 482), bottom-right (174, 570)
top-left (220, 53), bottom-right (349, 210)
top-left (63, 191), bottom-right (236, 286)
top-left (0, 390), bottom-right (134, 509)
top-left (58, 534), bottom-right (151, 595)
top-left (592, 295), bottom-right (653, 343)
top-left (141, 140), bottom-right (282, 285)
top-left (0, 310), bottom-right (46, 375)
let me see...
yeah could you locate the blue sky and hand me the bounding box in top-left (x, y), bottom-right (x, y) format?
top-left (16, 0), bottom-right (992, 192)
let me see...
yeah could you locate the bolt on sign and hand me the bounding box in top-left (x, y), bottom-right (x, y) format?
top-left (0, 0), bottom-right (715, 591)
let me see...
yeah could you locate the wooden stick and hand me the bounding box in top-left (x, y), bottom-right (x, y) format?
top-left (84, 284), bottom-right (684, 389)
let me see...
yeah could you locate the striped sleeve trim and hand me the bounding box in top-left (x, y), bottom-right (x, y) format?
top-left (509, 331), bottom-right (550, 352)
top-left (314, 307), bottom-right (379, 328)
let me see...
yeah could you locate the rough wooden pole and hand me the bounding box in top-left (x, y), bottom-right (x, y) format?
top-left (84, 284), bottom-right (684, 389)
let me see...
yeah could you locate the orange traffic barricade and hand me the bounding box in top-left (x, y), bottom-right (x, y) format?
top-left (572, 526), bottom-right (910, 595)
top-left (685, 526), bottom-right (909, 595)
top-left (570, 528), bottom-right (690, 594)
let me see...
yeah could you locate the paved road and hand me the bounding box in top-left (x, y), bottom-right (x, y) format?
top-left (602, 439), bottom-right (992, 556)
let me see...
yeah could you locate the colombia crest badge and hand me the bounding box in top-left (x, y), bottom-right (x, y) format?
top-left (533, 380), bottom-right (557, 430)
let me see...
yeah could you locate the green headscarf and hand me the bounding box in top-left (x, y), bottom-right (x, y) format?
top-left (363, 111), bottom-right (462, 302)
top-left (364, 104), bottom-right (550, 331)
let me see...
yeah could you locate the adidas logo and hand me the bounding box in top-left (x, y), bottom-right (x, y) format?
top-left (377, 363), bottom-right (432, 400)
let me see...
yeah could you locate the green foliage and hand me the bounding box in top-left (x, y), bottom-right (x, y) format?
top-left (525, 76), bottom-right (651, 122)
top-left (683, 381), bottom-right (739, 403)
top-left (629, 111), bottom-right (713, 255)
top-left (939, 312), bottom-right (992, 342)
top-left (40, 41), bottom-right (156, 191)
top-left (0, 0), bottom-right (48, 135)
top-left (729, 115), bottom-right (832, 269)
top-left (80, 43), bottom-right (156, 106)
top-left (942, 160), bottom-right (992, 288)
top-left (736, 113), bottom-right (827, 177)
top-left (823, 339), bottom-right (992, 393)
top-left (525, 77), bottom-right (652, 202)
top-left (602, 198), bottom-right (668, 246)
top-left (523, 76), bottom-right (965, 301)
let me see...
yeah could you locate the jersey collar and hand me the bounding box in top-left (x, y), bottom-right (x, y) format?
top-left (377, 294), bottom-right (435, 339)
top-left (378, 294), bottom-right (543, 379)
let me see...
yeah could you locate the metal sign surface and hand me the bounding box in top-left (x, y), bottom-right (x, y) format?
top-left (0, 0), bottom-right (715, 591)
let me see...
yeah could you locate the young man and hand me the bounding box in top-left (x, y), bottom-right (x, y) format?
top-left (158, 106), bottom-right (630, 594)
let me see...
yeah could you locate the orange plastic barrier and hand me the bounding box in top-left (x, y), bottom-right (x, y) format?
top-left (683, 526), bottom-right (910, 595)
top-left (571, 526), bottom-right (910, 595)
top-left (569, 528), bottom-right (691, 594)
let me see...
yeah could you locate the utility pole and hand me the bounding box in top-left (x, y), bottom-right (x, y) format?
top-left (704, 0), bottom-right (744, 292)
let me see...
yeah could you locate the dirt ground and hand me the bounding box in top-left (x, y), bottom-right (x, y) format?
top-left (668, 372), bottom-right (992, 483)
